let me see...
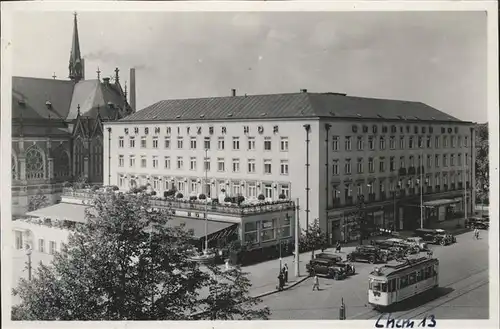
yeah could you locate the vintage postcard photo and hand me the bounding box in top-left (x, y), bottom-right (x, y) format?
top-left (1, 1), bottom-right (498, 329)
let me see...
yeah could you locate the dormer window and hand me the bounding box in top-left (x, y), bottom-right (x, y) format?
top-left (18, 99), bottom-right (26, 106)
top-left (45, 101), bottom-right (52, 109)
top-left (107, 102), bottom-right (115, 109)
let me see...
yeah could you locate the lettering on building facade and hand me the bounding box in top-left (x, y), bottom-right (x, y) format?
top-left (154, 127), bottom-right (161, 134)
top-left (209, 126), bottom-right (214, 135)
top-left (123, 124), bottom-right (281, 138)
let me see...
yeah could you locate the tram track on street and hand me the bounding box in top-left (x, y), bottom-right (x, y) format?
top-left (349, 266), bottom-right (489, 320)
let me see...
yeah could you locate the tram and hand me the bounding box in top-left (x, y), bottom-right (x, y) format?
top-left (368, 256), bottom-right (439, 310)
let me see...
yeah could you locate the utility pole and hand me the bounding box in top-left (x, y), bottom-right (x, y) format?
top-left (294, 198), bottom-right (300, 278)
top-left (420, 151), bottom-right (424, 229)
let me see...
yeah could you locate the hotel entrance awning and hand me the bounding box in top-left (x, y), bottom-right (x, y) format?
top-left (25, 202), bottom-right (92, 223)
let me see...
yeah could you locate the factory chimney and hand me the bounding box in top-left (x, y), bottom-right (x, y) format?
top-left (130, 68), bottom-right (136, 113)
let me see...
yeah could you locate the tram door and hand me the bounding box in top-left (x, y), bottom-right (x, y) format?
top-left (388, 278), bottom-right (397, 304)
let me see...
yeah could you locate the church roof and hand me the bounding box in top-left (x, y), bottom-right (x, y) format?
top-left (121, 92), bottom-right (466, 124)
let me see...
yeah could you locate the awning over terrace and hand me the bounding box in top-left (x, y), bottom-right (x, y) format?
top-left (25, 203), bottom-right (237, 240)
top-left (422, 199), bottom-right (461, 208)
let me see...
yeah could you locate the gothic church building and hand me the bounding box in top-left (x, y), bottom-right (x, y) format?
top-left (12, 13), bottom-right (134, 216)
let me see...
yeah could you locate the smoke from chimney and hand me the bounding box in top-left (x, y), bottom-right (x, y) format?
top-left (130, 68), bottom-right (136, 113)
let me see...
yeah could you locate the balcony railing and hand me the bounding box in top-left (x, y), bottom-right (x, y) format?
top-left (62, 189), bottom-right (295, 216)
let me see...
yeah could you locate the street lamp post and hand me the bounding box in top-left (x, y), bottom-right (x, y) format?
top-left (204, 148), bottom-right (209, 254)
top-left (25, 246), bottom-right (32, 281)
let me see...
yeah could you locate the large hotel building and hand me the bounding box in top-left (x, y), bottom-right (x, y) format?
top-left (103, 89), bottom-right (476, 244)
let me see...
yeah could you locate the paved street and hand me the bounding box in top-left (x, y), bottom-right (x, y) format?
top-left (257, 230), bottom-right (489, 320)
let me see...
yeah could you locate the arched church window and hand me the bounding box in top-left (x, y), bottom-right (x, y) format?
top-left (25, 146), bottom-right (45, 180)
top-left (74, 138), bottom-right (85, 178)
top-left (53, 146), bottom-right (71, 178)
top-left (91, 138), bottom-right (103, 176)
top-left (12, 154), bottom-right (18, 180)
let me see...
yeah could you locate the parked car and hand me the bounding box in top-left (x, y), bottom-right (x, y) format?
top-left (466, 217), bottom-right (489, 230)
top-left (306, 258), bottom-right (346, 280)
top-left (413, 228), bottom-right (454, 246)
top-left (404, 237), bottom-right (428, 251)
top-left (346, 245), bottom-right (387, 264)
top-left (315, 252), bottom-right (356, 275)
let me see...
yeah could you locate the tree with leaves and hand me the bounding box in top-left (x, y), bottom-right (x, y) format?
top-left (27, 188), bottom-right (48, 212)
top-left (12, 191), bottom-right (269, 320)
top-left (475, 123), bottom-right (489, 205)
top-left (299, 219), bottom-right (327, 257)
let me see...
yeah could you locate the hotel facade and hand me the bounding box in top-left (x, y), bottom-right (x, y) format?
top-left (103, 90), bottom-right (476, 244)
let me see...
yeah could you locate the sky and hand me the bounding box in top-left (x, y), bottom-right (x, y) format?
top-left (11, 10), bottom-right (487, 122)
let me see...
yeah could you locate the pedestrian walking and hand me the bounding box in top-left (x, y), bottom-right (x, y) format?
top-left (475, 229), bottom-right (480, 239)
top-left (312, 274), bottom-right (320, 291)
top-left (283, 264), bottom-right (289, 283)
top-left (277, 272), bottom-right (284, 291)
top-left (336, 241), bottom-right (342, 253)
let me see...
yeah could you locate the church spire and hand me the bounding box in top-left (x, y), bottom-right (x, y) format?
top-left (69, 12), bottom-right (84, 82)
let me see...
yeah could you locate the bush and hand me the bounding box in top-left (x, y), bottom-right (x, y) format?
top-left (258, 194), bottom-right (265, 201)
top-left (279, 193), bottom-right (287, 199)
top-left (111, 185), bottom-right (119, 191)
top-left (190, 195), bottom-right (197, 201)
top-left (237, 195), bottom-right (245, 204)
top-left (62, 181), bottom-right (72, 188)
top-left (224, 197), bottom-right (232, 203)
top-left (91, 185), bottom-right (100, 192)
top-left (150, 191), bottom-right (157, 196)
top-left (176, 193), bottom-right (184, 199)
top-left (199, 194), bottom-right (206, 200)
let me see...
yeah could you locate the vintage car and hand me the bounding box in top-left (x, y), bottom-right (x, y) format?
top-left (315, 252), bottom-right (356, 275)
top-left (385, 238), bottom-right (421, 254)
top-left (404, 237), bottom-right (428, 251)
top-left (346, 245), bottom-right (387, 264)
top-left (413, 228), bottom-right (455, 246)
top-left (466, 217), bottom-right (489, 230)
top-left (306, 258), bottom-right (346, 280)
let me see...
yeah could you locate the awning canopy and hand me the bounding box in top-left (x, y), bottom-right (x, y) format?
top-left (25, 203), bottom-right (237, 240)
top-left (422, 199), bottom-right (460, 208)
top-left (25, 202), bottom-right (91, 223)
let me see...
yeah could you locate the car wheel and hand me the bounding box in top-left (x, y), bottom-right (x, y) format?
top-left (347, 255), bottom-right (352, 261)
top-left (369, 257), bottom-right (375, 264)
top-left (440, 240), bottom-right (446, 246)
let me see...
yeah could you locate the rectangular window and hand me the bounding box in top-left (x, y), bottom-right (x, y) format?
top-left (118, 155), bottom-right (124, 167)
top-left (427, 155), bottom-right (432, 168)
top-left (379, 137), bottom-right (386, 150)
top-left (118, 137), bottom-right (124, 148)
top-left (217, 158), bottom-right (225, 172)
top-left (218, 137), bottom-right (225, 150)
top-left (261, 219), bottom-right (276, 242)
top-left (409, 136), bottom-right (414, 149)
top-left (368, 136), bottom-right (374, 150)
top-left (232, 158), bottom-right (240, 172)
top-left (435, 155), bottom-right (440, 167)
top-left (264, 184), bottom-right (273, 199)
top-left (458, 154), bottom-right (462, 166)
top-left (190, 137), bottom-right (197, 150)
top-left (409, 156), bottom-right (415, 167)
top-left (443, 154), bottom-right (448, 167)
top-left (379, 157), bottom-right (385, 172)
top-left (38, 239), bottom-right (45, 253)
top-left (332, 160), bottom-right (339, 175)
top-left (141, 136), bottom-right (147, 148)
top-left (427, 136), bottom-right (432, 148)
top-left (232, 184), bottom-right (241, 196)
top-left (248, 137), bottom-right (256, 150)
top-left (177, 156), bottom-right (183, 169)
top-left (204, 157), bottom-right (211, 171)
top-left (247, 183), bottom-right (257, 198)
top-left (177, 137), bottom-right (183, 149)
top-left (264, 159), bottom-right (272, 174)
top-left (357, 136), bottom-right (364, 151)
top-left (435, 136), bottom-right (440, 148)
top-left (129, 155), bottom-right (135, 168)
top-left (232, 137), bottom-right (240, 150)
top-left (152, 156), bottom-right (159, 169)
top-left (141, 156), bottom-right (147, 168)
top-left (389, 136), bottom-right (396, 150)
top-left (280, 137), bottom-right (289, 151)
top-left (390, 157), bottom-right (395, 171)
top-left (190, 157), bottom-right (197, 171)
top-left (152, 137), bottom-right (159, 148)
top-left (345, 159), bottom-right (352, 174)
top-left (247, 159), bottom-right (256, 173)
top-left (164, 137), bottom-right (171, 149)
top-left (264, 137), bottom-right (272, 151)
top-left (280, 160), bottom-right (289, 175)
top-left (204, 137), bottom-right (211, 150)
top-left (451, 136), bottom-right (456, 148)
top-left (280, 184), bottom-right (290, 199)
top-left (368, 158), bottom-right (374, 173)
top-left (16, 231), bottom-right (24, 249)
top-left (49, 241), bottom-right (56, 255)
top-left (345, 136), bottom-right (352, 151)
top-left (153, 177), bottom-right (160, 190)
top-left (129, 136), bottom-right (136, 148)
top-left (164, 156), bottom-right (171, 169)
top-left (244, 222), bottom-right (259, 244)
top-left (332, 136), bottom-right (339, 151)
top-left (466, 153), bottom-right (469, 166)
top-left (451, 154), bottom-right (455, 166)
top-left (400, 156), bottom-right (405, 168)
top-left (357, 158), bottom-right (364, 174)
top-left (458, 136), bottom-right (462, 148)
top-left (443, 136), bottom-right (448, 148)
top-left (418, 136), bottom-right (423, 148)
top-left (464, 136), bottom-right (469, 147)
top-left (399, 136), bottom-right (405, 149)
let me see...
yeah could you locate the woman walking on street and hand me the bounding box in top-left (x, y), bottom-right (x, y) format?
top-left (312, 274), bottom-right (320, 291)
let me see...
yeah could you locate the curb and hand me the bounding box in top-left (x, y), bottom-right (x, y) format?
top-left (253, 275), bottom-right (311, 299)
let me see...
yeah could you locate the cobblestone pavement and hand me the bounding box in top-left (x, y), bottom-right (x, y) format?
top-left (257, 230), bottom-right (489, 320)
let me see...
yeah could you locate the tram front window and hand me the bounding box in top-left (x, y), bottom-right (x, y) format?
top-left (370, 280), bottom-right (387, 292)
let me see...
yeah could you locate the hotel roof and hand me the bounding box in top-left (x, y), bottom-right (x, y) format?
top-left (119, 92), bottom-right (467, 124)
